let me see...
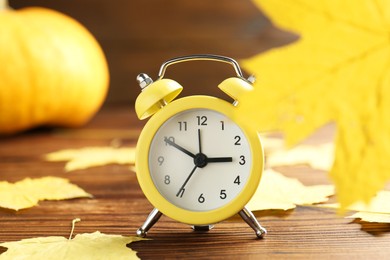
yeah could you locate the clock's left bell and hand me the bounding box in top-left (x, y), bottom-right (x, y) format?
top-left (135, 73), bottom-right (183, 120)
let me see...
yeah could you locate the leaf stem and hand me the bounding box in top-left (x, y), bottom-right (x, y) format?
top-left (68, 218), bottom-right (81, 240)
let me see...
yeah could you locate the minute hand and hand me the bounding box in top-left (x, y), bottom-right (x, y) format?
top-left (164, 137), bottom-right (196, 158)
top-left (207, 157), bottom-right (233, 163)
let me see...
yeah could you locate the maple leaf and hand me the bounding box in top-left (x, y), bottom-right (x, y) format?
top-left (323, 190), bottom-right (390, 222)
top-left (266, 142), bottom-right (334, 171)
top-left (0, 219), bottom-right (144, 260)
top-left (238, 0), bottom-right (390, 209)
top-left (246, 169), bottom-right (334, 211)
top-left (346, 212), bottom-right (390, 223)
top-left (0, 177), bottom-right (91, 211)
top-left (45, 147), bottom-right (136, 172)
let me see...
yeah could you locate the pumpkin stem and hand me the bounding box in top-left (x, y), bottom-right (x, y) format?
top-left (0, 0), bottom-right (10, 10)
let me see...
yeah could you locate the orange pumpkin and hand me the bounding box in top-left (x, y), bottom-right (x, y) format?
top-left (0, 2), bottom-right (109, 134)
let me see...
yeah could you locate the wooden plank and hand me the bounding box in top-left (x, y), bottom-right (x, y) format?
top-left (8, 0), bottom-right (297, 103)
top-left (1, 106), bottom-right (390, 259)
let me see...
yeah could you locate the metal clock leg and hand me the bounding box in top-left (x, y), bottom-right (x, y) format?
top-left (136, 208), bottom-right (163, 238)
top-left (239, 207), bottom-right (267, 238)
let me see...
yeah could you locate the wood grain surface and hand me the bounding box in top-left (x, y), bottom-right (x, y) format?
top-left (1, 106), bottom-right (390, 259)
top-left (9, 0), bottom-right (297, 104)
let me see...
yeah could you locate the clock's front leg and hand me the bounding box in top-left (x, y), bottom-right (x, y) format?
top-left (239, 207), bottom-right (267, 239)
top-left (136, 208), bottom-right (163, 238)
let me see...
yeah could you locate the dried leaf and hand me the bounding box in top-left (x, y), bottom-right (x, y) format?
top-left (45, 147), bottom-right (136, 172)
top-left (246, 169), bottom-right (334, 211)
top-left (0, 219), bottom-right (144, 260)
top-left (260, 135), bottom-right (284, 154)
top-left (324, 191), bottom-right (390, 213)
top-left (0, 177), bottom-right (91, 211)
top-left (266, 142), bottom-right (334, 171)
top-left (346, 212), bottom-right (390, 223)
top-left (323, 191), bottom-right (390, 222)
top-left (239, 0), bottom-right (390, 209)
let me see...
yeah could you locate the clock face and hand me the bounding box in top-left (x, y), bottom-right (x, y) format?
top-left (148, 108), bottom-right (252, 212)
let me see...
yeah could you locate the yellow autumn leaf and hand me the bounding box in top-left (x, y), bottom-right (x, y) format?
top-left (45, 147), bottom-right (136, 172)
top-left (323, 191), bottom-right (390, 222)
top-left (0, 177), bottom-right (91, 211)
top-left (246, 169), bottom-right (334, 211)
top-left (346, 212), bottom-right (390, 223)
top-left (0, 219), bottom-right (144, 260)
top-left (266, 142), bottom-right (334, 171)
top-left (239, 0), bottom-right (390, 209)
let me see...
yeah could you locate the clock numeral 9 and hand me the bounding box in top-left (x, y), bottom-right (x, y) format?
top-left (196, 116), bottom-right (207, 126)
top-left (239, 155), bottom-right (246, 165)
top-left (198, 193), bottom-right (205, 203)
top-left (157, 156), bottom-right (164, 166)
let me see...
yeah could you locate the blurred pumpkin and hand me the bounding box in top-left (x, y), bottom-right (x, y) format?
top-left (0, 1), bottom-right (109, 135)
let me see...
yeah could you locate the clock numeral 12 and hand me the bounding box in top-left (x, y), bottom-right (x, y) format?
top-left (196, 116), bottom-right (207, 126)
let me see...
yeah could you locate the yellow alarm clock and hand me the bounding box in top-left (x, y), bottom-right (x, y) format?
top-left (135, 54), bottom-right (266, 238)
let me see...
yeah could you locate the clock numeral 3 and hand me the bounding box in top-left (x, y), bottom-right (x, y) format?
top-left (239, 155), bottom-right (246, 165)
top-left (196, 116), bottom-right (207, 126)
top-left (198, 193), bottom-right (205, 203)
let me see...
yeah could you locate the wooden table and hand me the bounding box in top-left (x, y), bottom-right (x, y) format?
top-left (1, 106), bottom-right (390, 259)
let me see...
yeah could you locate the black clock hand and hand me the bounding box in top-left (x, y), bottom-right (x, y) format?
top-left (164, 137), bottom-right (195, 158)
top-left (207, 157), bottom-right (233, 163)
top-left (176, 165), bottom-right (198, 197)
top-left (198, 129), bottom-right (202, 153)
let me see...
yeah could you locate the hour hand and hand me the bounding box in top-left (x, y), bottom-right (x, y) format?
top-left (164, 137), bottom-right (196, 158)
top-left (207, 157), bottom-right (233, 163)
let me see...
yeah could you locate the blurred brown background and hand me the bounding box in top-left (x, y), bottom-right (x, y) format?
top-left (9, 0), bottom-right (296, 105)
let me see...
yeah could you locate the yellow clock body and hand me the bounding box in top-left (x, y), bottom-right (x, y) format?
top-left (134, 54), bottom-right (267, 238)
top-left (136, 95), bottom-right (263, 225)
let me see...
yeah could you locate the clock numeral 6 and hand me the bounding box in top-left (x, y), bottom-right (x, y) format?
top-left (157, 156), bottom-right (164, 166)
top-left (198, 193), bottom-right (205, 203)
top-left (239, 155), bottom-right (246, 165)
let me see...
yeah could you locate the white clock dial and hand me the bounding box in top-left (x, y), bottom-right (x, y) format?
top-left (149, 108), bottom-right (252, 212)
